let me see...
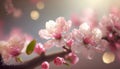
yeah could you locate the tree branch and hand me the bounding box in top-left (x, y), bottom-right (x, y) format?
top-left (0, 50), bottom-right (71, 69)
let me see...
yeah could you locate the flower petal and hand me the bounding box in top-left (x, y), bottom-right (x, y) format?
top-left (39, 29), bottom-right (52, 39)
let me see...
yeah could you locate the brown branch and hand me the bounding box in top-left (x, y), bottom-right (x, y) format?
top-left (0, 50), bottom-right (71, 69)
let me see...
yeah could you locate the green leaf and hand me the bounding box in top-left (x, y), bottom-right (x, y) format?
top-left (26, 39), bottom-right (36, 55)
top-left (15, 57), bottom-right (23, 63)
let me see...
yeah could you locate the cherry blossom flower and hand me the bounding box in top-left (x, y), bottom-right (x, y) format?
top-left (0, 28), bottom-right (30, 63)
top-left (54, 57), bottom-right (65, 66)
top-left (66, 52), bottom-right (79, 64)
top-left (70, 17), bottom-right (104, 59)
top-left (97, 8), bottom-right (120, 61)
top-left (41, 61), bottom-right (50, 69)
top-left (39, 17), bottom-right (72, 48)
top-left (34, 43), bottom-right (45, 55)
top-left (39, 17), bottom-right (72, 39)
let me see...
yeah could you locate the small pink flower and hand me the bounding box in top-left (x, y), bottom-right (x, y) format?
top-left (34, 43), bottom-right (45, 55)
top-left (66, 53), bottom-right (79, 64)
top-left (9, 46), bottom-right (21, 57)
top-left (41, 61), bottom-right (50, 69)
top-left (54, 57), bottom-right (65, 66)
top-left (66, 39), bottom-right (73, 47)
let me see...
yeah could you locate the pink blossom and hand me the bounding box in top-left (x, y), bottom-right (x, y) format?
top-left (71, 26), bottom-right (104, 59)
top-left (41, 61), bottom-right (50, 69)
top-left (54, 57), bottom-right (65, 66)
top-left (5, 0), bottom-right (15, 14)
top-left (66, 53), bottom-right (79, 64)
top-left (81, 8), bottom-right (98, 29)
top-left (43, 40), bottom-right (55, 49)
top-left (39, 17), bottom-right (72, 40)
top-left (0, 28), bottom-right (27, 63)
top-left (66, 39), bottom-right (74, 47)
top-left (39, 17), bottom-right (72, 47)
top-left (71, 13), bottom-right (82, 26)
top-left (34, 43), bottom-right (45, 55)
top-left (9, 46), bottom-right (21, 57)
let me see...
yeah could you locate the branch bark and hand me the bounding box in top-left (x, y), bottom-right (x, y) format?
top-left (0, 50), bottom-right (71, 69)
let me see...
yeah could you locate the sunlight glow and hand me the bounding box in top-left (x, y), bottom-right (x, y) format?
top-left (102, 52), bottom-right (115, 64)
top-left (30, 10), bottom-right (40, 20)
top-left (36, 1), bottom-right (45, 10)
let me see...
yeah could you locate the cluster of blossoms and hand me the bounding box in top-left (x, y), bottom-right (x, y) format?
top-left (4, 0), bottom-right (22, 18)
top-left (0, 7), bottom-right (120, 69)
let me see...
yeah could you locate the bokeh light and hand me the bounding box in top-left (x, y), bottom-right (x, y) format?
top-left (102, 51), bottom-right (115, 64)
top-left (36, 1), bottom-right (45, 10)
top-left (30, 10), bottom-right (40, 20)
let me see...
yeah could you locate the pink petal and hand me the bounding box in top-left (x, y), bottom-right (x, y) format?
top-left (39, 29), bottom-right (52, 39)
top-left (66, 53), bottom-right (79, 64)
top-left (71, 13), bottom-right (81, 26)
top-left (44, 40), bottom-right (55, 49)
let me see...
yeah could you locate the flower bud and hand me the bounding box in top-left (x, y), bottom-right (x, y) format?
top-left (54, 57), bottom-right (65, 66)
top-left (41, 61), bottom-right (49, 69)
top-left (66, 53), bottom-right (79, 64)
top-left (34, 43), bottom-right (45, 55)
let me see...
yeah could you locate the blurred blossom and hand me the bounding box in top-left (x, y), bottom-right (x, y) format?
top-left (30, 10), bottom-right (40, 20)
top-left (4, 0), bottom-right (15, 14)
top-left (71, 13), bottom-right (82, 26)
top-left (82, 8), bottom-right (97, 23)
top-left (13, 9), bottom-right (22, 18)
top-left (0, 28), bottom-right (32, 63)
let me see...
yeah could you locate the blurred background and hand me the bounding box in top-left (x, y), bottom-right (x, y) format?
top-left (0, 0), bottom-right (120, 69)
